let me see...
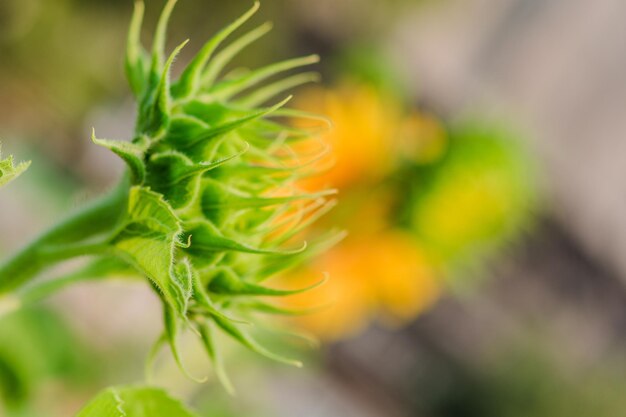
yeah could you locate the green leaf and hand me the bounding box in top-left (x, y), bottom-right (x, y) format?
top-left (76, 385), bottom-right (199, 417)
top-left (0, 145), bottom-right (30, 189)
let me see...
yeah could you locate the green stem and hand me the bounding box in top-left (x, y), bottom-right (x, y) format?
top-left (0, 181), bottom-right (128, 293)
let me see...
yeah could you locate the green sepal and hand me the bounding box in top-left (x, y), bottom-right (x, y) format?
top-left (206, 267), bottom-right (325, 297)
top-left (264, 199), bottom-right (337, 246)
top-left (201, 21), bottom-right (273, 88)
top-left (147, 146), bottom-right (247, 209)
top-left (169, 259), bottom-right (194, 315)
top-left (237, 300), bottom-right (323, 316)
top-left (170, 97), bottom-right (292, 162)
top-left (183, 221), bottom-right (306, 261)
top-left (256, 323), bottom-right (320, 349)
top-left (125, 1), bottom-right (150, 97)
top-left (201, 178), bottom-right (336, 214)
top-left (237, 72), bottom-right (320, 107)
top-left (0, 145), bottom-right (30, 188)
top-left (160, 115), bottom-right (209, 155)
top-left (164, 305), bottom-right (207, 383)
top-left (252, 230), bottom-right (347, 282)
top-left (191, 272), bottom-right (245, 324)
top-left (211, 314), bottom-right (302, 367)
top-left (172, 1), bottom-right (261, 99)
top-left (206, 55), bottom-right (320, 100)
top-left (92, 130), bottom-right (148, 184)
top-left (139, 39), bottom-right (189, 137)
top-left (150, 0), bottom-right (178, 78)
top-left (197, 322), bottom-right (235, 395)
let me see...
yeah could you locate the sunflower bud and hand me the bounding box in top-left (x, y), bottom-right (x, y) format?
top-left (89, 0), bottom-right (336, 389)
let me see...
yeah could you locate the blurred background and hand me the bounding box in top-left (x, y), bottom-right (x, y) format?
top-left (2, 0), bottom-right (626, 416)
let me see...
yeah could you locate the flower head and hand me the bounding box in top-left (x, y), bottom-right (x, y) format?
top-left (88, 0), bottom-right (336, 390)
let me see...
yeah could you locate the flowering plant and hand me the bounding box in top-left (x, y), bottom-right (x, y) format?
top-left (0, 1), bottom-right (336, 413)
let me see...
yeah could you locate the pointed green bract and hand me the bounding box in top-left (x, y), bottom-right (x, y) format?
top-left (198, 322), bottom-right (234, 395)
top-left (212, 314), bottom-right (302, 368)
top-left (202, 21), bottom-right (273, 88)
top-left (173, 1), bottom-right (261, 98)
top-left (237, 71), bottom-right (320, 107)
top-left (92, 131), bottom-right (148, 183)
top-left (0, 145), bottom-right (30, 189)
top-left (207, 55), bottom-right (320, 100)
top-left (164, 305), bottom-right (208, 383)
top-left (207, 266), bottom-right (325, 297)
top-left (126, 1), bottom-right (148, 96)
top-left (140, 39), bottom-right (189, 137)
top-left (146, 148), bottom-right (244, 210)
top-left (151, 0), bottom-right (178, 75)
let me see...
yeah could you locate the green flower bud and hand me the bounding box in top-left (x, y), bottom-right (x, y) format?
top-left (89, 0), bottom-right (337, 390)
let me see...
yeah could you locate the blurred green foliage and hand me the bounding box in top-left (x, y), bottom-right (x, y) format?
top-left (400, 122), bottom-right (537, 277)
top-left (0, 306), bottom-right (95, 413)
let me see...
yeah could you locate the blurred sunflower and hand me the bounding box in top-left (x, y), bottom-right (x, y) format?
top-left (294, 80), bottom-right (407, 190)
top-left (285, 231), bottom-right (439, 340)
top-left (280, 76), bottom-right (537, 341)
top-left (279, 81), bottom-right (445, 341)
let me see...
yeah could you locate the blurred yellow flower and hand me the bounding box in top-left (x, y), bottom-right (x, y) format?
top-left (282, 77), bottom-right (535, 341)
top-left (280, 81), bottom-right (444, 340)
top-left (295, 81), bottom-right (406, 190)
top-left (284, 232), bottom-right (440, 341)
